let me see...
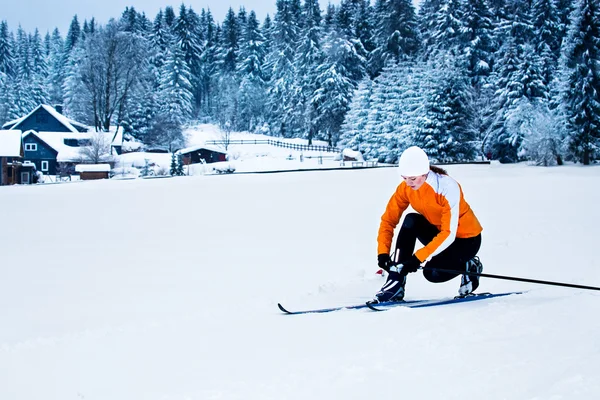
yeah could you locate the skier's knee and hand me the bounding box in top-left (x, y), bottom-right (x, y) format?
top-left (423, 267), bottom-right (456, 283)
top-left (402, 213), bottom-right (421, 229)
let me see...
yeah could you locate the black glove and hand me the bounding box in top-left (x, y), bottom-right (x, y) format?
top-left (377, 254), bottom-right (391, 272)
top-left (399, 254), bottom-right (421, 275)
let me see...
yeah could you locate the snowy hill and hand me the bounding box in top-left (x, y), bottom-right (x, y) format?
top-left (1, 163), bottom-right (600, 399)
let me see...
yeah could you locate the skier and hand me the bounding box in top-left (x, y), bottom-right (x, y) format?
top-left (375, 146), bottom-right (483, 303)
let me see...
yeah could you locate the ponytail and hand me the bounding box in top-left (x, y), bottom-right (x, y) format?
top-left (430, 165), bottom-right (448, 175)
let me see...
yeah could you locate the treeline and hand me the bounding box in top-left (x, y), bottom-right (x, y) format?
top-left (0, 0), bottom-right (598, 164)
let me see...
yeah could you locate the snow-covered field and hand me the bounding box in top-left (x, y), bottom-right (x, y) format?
top-left (1, 162), bottom-right (600, 400)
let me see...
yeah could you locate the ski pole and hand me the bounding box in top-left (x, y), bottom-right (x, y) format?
top-left (423, 266), bottom-right (600, 292)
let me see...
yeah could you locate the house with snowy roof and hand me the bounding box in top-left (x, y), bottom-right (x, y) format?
top-left (2, 104), bottom-right (89, 133)
top-left (1, 105), bottom-right (123, 177)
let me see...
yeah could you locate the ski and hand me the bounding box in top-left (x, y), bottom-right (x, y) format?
top-left (366, 291), bottom-right (523, 311)
top-left (277, 299), bottom-right (423, 315)
top-left (278, 291), bottom-right (523, 315)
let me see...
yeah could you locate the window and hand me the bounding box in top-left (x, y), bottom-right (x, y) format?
top-left (25, 143), bottom-right (37, 151)
top-left (41, 161), bottom-right (49, 172)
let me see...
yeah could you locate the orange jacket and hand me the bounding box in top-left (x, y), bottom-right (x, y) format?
top-left (377, 171), bottom-right (482, 262)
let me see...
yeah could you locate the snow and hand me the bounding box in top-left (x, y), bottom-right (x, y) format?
top-left (75, 164), bottom-right (111, 172)
top-left (114, 125), bottom-right (366, 176)
top-left (1, 154), bottom-right (600, 399)
top-left (24, 130), bottom-right (122, 163)
top-left (0, 130), bottom-right (22, 156)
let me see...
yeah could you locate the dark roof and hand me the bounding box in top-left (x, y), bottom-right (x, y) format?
top-left (2, 104), bottom-right (89, 133)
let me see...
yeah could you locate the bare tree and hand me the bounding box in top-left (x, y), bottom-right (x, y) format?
top-left (219, 121), bottom-right (233, 151)
top-left (79, 132), bottom-right (114, 164)
top-left (77, 20), bottom-right (150, 132)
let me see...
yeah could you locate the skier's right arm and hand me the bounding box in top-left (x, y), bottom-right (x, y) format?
top-left (377, 185), bottom-right (410, 256)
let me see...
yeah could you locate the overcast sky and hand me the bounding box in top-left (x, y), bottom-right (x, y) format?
top-left (4, 0), bottom-right (340, 36)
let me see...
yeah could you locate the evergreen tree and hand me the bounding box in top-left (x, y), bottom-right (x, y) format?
top-left (417, 58), bottom-right (477, 161)
top-left (532, 0), bottom-right (562, 61)
top-left (64, 15), bottom-right (81, 54)
top-left (355, 0), bottom-right (376, 53)
top-left (220, 8), bottom-right (240, 73)
top-left (560, 0), bottom-right (600, 164)
top-left (237, 11), bottom-right (268, 131)
top-left (368, 0), bottom-right (420, 77)
top-left (0, 21), bottom-right (15, 76)
top-left (338, 77), bottom-right (374, 152)
top-left (174, 5), bottom-right (203, 116)
top-left (360, 61), bottom-right (429, 162)
top-left (460, 0), bottom-right (495, 85)
top-left (150, 10), bottom-right (170, 79)
top-left (267, 0), bottom-right (301, 137)
top-left (28, 29), bottom-right (49, 107)
top-left (176, 153), bottom-right (185, 175)
top-left (290, 0), bottom-right (325, 142)
top-left (0, 21), bottom-right (14, 124)
top-left (47, 28), bottom-right (64, 105)
top-left (11, 27), bottom-right (36, 119)
top-left (158, 43), bottom-right (194, 124)
top-left (198, 10), bottom-right (220, 116)
top-left (170, 152), bottom-right (179, 175)
top-left (311, 40), bottom-right (355, 146)
top-left (555, 0), bottom-right (575, 42)
top-left (422, 0), bottom-right (464, 57)
top-left (164, 6), bottom-right (177, 27)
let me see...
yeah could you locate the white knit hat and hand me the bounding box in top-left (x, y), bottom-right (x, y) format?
top-left (398, 146), bottom-right (430, 177)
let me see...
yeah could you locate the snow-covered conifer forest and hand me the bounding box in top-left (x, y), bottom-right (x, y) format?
top-left (0, 0), bottom-right (599, 165)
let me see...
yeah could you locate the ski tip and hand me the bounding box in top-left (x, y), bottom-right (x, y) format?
top-left (277, 303), bottom-right (293, 314)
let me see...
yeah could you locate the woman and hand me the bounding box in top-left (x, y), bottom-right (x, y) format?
top-left (375, 146), bottom-right (483, 303)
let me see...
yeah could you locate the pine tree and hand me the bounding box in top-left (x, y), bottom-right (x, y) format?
top-left (310, 28), bottom-right (365, 146)
top-left (357, 61), bottom-right (430, 162)
top-left (560, 0), bottom-right (600, 164)
top-left (150, 10), bottom-right (169, 78)
top-left (176, 154), bottom-right (185, 175)
top-left (170, 152), bottom-right (179, 175)
top-left (368, 0), bottom-right (420, 77)
top-left (338, 77), bottom-right (374, 152)
top-left (460, 0), bottom-right (495, 85)
top-left (532, 0), bottom-right (562, 61)
top-left (11, 26), bottom-right (36, 119)
top-left (198, 9), bottom-right (219, 116)
top-left (220, 8), bottom-right (240, 73)
top-left (174, 5), bottom-right (203, 116)
top-left (237, 10), bottom-right (268, 131)
top-left (420, 0), bottom-right (464, 58)
top-left (355, 0), bottom-right (376, 53)
top-left (417, 58), bottom-right (477, 162)
top-left (64, 15), bottom-right (81, 54)
top-left (158, 43), bottom-right (194, 123)
top-left (47, 28), bottom-right (64, 105)
top-left (28, 29), bottom-right (49, 107)
top-left (291, 0), bottom-right (325, 142)
top-left (164, 6), bottom-right (176, 27)
top-left (267, 0), bottom-right (301, 137)
top-left (0, 21), bottom-right (15, 77)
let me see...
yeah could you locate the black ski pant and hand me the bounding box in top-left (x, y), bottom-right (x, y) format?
top-left (393, 213), bottom-right (481, 283)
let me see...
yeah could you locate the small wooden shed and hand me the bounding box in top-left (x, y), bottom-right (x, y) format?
top-left (177, 145), bottom-right (227, 164)
top-left (75, 164), bottom-right (111, 180)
